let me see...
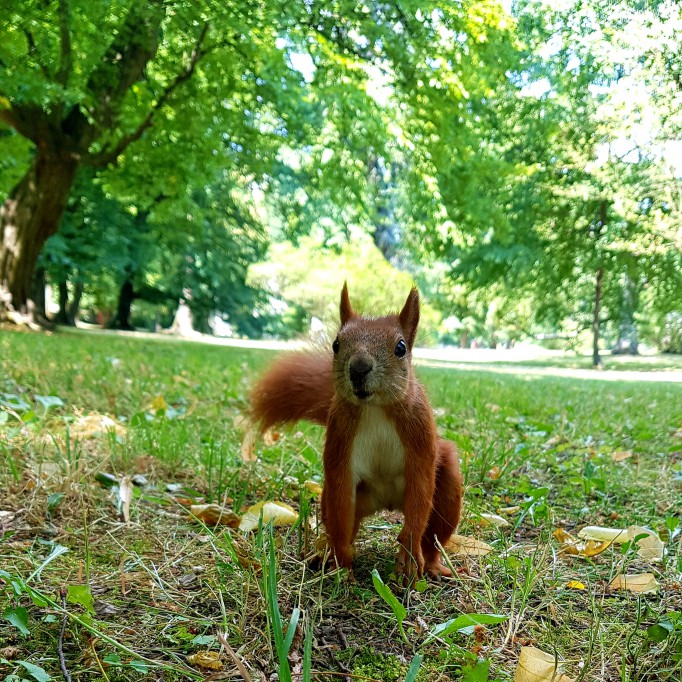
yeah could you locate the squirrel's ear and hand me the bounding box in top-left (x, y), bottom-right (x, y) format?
top-left (399, 287), bottom-right (420, 348)
top-left (340, 282), bottom-right (355, 326)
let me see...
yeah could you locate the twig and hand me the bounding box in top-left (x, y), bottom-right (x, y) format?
top-left (217, 632), bottom-right (253, 682)
top-left (58, 589), bottom-right (72, 682)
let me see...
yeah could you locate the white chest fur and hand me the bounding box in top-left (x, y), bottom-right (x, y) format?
top-left (350, 405), bottom-right (406, 513)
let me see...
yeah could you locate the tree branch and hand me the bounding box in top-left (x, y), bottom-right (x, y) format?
top-left (86, 23), bottom-right (210, 168)
top-left (56, 0), bottom-right (73, 88)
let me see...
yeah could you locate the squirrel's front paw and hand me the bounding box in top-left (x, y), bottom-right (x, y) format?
top-left (394, 546), bottom-right (424, 585)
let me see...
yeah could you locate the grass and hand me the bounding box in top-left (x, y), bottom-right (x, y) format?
top-left (1, 327), bottom-right (681, 682)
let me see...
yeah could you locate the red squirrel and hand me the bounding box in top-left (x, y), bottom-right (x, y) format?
top-left (250, 284), bottom-right (463, 579)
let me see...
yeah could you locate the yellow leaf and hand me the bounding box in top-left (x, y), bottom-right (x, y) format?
top-left (189, 504), bottom-right (240, 527)
top-left (566, 581), bottom-right (585, 590)
top-left (578, 525), bottom-right (663, 561)
top-left (611, 450), bottom-right (633, 462)
top-left (240, 428), bottom-right (257, 462)
top-left (445, 534), bottom-right (493, 556)
top-left (148, 395), bottom-right (168, 412)
top-left (238, 500), bottom-right (299, 532)
top-left (187, 650), bottom-right (223, 670)
top-left (479, 513), bottom-right (510, 528)
top-left (608, 573), bottom-right (659, 594)
top-left (577, 526), bottom-right (628, 543)
top-left (499, 505), bottom-right (521, 515)
top-left (515, 647), bottom-right (574, 682)
top-left (304, 480), bottom-right (323, 497)
top-left (71, 413), bottom-right (126, 439)
top-left (553, 528), bottom-right (612, 557)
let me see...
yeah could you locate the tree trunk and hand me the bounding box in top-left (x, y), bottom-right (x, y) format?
top-left (55, 279), bottom-right (70, 325)
top-left (67, 280), bottom-right (84, 326)
top-left (30, 266), bottom-right (49, 325)
top-left (0, 152), bottom-right (79, 321)
top-left (592, 268), bottom-right (604, 367)
top-left (110, 279), bottom-right (136, 330)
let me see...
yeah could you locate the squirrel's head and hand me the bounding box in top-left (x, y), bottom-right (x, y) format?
top-left (331, 283), bottom-right (420, 406)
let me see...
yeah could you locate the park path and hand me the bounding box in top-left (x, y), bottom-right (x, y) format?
top-left (78, 327), bottom-right (682, 384)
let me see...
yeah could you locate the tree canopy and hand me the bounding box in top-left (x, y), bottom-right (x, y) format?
top-left (1, 0), bottom-right (680, 357)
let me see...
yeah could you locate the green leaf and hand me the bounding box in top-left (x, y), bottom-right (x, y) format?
top-left (428, 613), bottom-right (508, 641)
top-left (646, 621), bottom-right (673, 643)
top-left (463, 658), bottom-right (491, 682)
top-left (3, 606), bottom-right (30, 636)
top-left (405, 653), bottom-right (423, 682)
top-left (47, 493), bottom-right (65, 514)
top-left (130, 660), bottom-right (149, 673)
top-left (371, 569), bottom-right (408, 643)
top-left (16, 660), bottom-right (51, 682)
top-left (34, 395), bottom-right (64, 410)
top-left (66, 584), bottom-right (95, 614)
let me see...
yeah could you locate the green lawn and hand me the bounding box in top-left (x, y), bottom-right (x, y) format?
top-left (1, 329), bottom-right (681, 681)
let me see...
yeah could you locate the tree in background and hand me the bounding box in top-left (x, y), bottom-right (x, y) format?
top-left (0, 0), bottom-right (514, 324)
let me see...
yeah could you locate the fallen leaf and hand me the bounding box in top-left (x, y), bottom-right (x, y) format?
top-left (609, 573), bottom-right (658, 594)
top-left (611, 450), bottom-right (633, 462)
top-left (499, 506), bottom-right (521, 515)
top-left (487, 466), bottom-right (502, 480)
top-left (238, 500), bottom-right (299, 532)
top-left (262, 429), bottom-right (280, 445)
top-left (118, 476), bottom-right (133, 523)
top-left (187, 650), bottom-right (223, 671)
top-left (566, 581), bottom-right (585, 590)
top-left (71, 413), bottom-right (126, 439)
top-left (553, 528), bottom-right (612, 557)
top-left (515, 646), bottom-right (574, 682)
top-left (189, 504), bottom-right (240, 527)
top-left (479, 513), bottom-right (510, 528)
top-left (304, 480), bottom-right (323, 497)
top-left (578, 525), bottom-right (664, 561)
top-left (148, 395), bottom-right (168, 412)
top-left (240, 428), bottom-right (257, 462)
top-left (445, 534), bottom-right (493, 556)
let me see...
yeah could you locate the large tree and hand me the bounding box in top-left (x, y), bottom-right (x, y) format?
top-left (0, 0), bottom-right (515, 322)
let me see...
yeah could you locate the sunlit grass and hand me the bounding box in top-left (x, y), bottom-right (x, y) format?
top-left (1, 328), bottom-right (681, 681)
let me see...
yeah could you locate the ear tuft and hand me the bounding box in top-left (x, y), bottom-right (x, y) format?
top-left (399, 287), bottom-right (420, 348)
top-left (340, 282), bottom-right (355, 325)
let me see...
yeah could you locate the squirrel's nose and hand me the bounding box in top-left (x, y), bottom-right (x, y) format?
top-left (349, 355), bottom-right (373, 383)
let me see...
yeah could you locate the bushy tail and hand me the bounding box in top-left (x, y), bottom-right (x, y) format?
top-left (249, 351), bottom-right (334, 432)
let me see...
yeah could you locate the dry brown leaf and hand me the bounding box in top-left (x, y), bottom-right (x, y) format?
top-left (553, 528), bottom-right (612, 557)
top-left (187, 650), bottom-right (223, 671)
top-left (487, 466), bottom-right (502, 480)
top-left (514, 646), bottom-right (574, 682)
top-left (445, 534), bottom-right (493, 556)
top-left (609, 573), bottom-right (659, 594)
top-left (304, 480), bottom-right (323, 497)
top-left (240, 428), bottom-right (257, 462)
top-left (479, 513), bottom-right (510, 528)
top-left (611, 450), bottom-right (633, 462)
top-left (118, 476), bottom-right (133, 523)
top-left (71, 413), bottom-right (126, 439)
top-left (238, 500), bottom-right (299, 532)
top-left (189, 504), bottom-right (240, 527)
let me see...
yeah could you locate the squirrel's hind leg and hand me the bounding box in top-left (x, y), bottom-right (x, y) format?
top-left (422, 439), bottom-right (463, 578)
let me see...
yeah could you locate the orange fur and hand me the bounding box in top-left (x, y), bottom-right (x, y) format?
top-left (249, 351), bottom-right (334, 431)
top-left (249, 286), bottom-right (463, 580)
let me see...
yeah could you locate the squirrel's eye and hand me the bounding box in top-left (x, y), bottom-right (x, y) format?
top-left (395, 339), bottom-right (407, 358)
top-left (332, 337), bottom-right (340, 354)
